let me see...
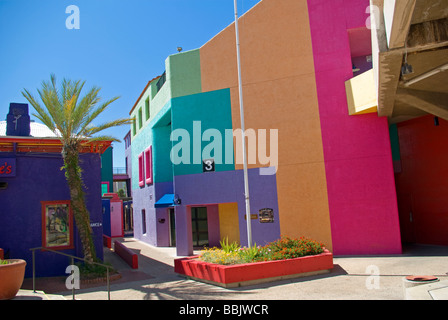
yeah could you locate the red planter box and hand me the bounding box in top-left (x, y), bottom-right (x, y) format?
top-left (114, 240), bottom-right (138, 269)
top-left (174, 249), bottom-right (333, 288)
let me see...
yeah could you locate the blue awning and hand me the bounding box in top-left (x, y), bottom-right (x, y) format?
top-left (155, 194), bottom-right (175, 208)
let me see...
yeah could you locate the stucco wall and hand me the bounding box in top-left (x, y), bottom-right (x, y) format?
top-left (0, 152), bottom-right (103, 277)
top-left (199, 0), bottom-right (332, 250)
top-left (307, 0), bottom-right (402, 254)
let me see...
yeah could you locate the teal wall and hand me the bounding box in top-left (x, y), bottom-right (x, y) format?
top-left (101, 146), bottom-right (113, 192)
top-left (130, 48), bottom-right (223, 188)
top-left (389, 124), bottom-right (401, 161)
top-left (152, 101), bottom-right (173, 184)
top-left (171, 88), bottom-right (235, 176)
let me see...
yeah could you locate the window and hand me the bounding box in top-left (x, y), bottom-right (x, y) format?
top-left (145, 98), bottom-right (150, 121)
top-left (141, 209), bottom-right (146, 235)
top-left (101, 182), bottom-right (109, 195)
top-left (138, 152), bottom-right (144, 187)
top-left (41, 201), bottom-right (74, 250)
top-left (145, 146), bottom-right (153, 185)
top-left (125, 157), bottom-right (128, 175)
top-left (155, 71), bottom-right (166, 93)
top-left (138, 108), bottom-right (143, 129)
top-left (132, 119), bottom-right (136, 136)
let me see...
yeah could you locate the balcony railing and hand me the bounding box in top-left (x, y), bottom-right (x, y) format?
top-left (156, 71), bottom-right (166, 93)
top-left (113, 167), bottom-right (127, 174)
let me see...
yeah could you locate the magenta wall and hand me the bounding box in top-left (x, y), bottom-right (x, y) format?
top-left (307, 0), bottom-right (402, 254)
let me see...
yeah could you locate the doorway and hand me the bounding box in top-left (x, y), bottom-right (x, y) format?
top-left (169, 208), bottom-right (176, 247)
top-left (191, 207), bottom-right (209, 247)
top-left (394, 116), bottom-right (448, 246)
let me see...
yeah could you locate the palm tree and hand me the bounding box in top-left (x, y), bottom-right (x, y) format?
top-left (22, 74), bottom-right (133, 263)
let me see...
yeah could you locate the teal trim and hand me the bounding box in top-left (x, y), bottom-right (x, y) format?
top-left (389, 124), bottom-right (401, 161)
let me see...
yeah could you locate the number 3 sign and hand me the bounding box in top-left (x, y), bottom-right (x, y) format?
top-left (202, 159), bottom-right (215, 173)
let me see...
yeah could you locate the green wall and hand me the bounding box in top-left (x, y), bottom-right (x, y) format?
top-left (101, 146), bottom-right (113, 192)
top-left (167, 49), bottom-right (202, 99)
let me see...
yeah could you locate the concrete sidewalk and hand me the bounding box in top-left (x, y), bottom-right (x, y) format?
top-left (50, 238), bottom-right (448, 300)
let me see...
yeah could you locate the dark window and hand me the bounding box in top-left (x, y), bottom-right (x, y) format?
top-left (142, 209), bottom-right (146, 235)
top-left (156, 72), bottom-right (166, 93)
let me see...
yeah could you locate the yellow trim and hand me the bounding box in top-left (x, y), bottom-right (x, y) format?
top-left (345, 69), bottom-right (378, 115)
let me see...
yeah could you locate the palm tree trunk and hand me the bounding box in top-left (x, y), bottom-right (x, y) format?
top-left (62, 141), bottom-right (96, 263)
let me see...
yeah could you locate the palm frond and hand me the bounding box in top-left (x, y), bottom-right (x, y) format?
top-left (82, 118), bottom-right (134, 137)
top-left (77, 96), bottom-right (120, 137)
top-left (82, 135), bottom-right (122, 144)
top-left (22, 74), bottom-right (131, 147)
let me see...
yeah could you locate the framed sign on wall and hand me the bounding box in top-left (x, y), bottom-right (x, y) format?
top-left (41, 200), bottom-right (74, 250)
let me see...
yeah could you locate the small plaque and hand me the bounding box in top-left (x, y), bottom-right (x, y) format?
top-left (202, 159), bottom-right (215, 173)
top-left (259, 208), bottom-right (274, 223)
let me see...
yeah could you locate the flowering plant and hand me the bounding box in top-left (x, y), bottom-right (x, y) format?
top-left (199, 236), bottom-right (325, 265)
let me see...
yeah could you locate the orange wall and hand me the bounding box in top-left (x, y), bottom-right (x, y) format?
top-left (199, 0), bottom-right (332, 250)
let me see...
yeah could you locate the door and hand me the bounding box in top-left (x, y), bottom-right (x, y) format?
top-left (397, 193), bottom-right (416, 244)
top-left (169, 208), bottom-right (176, 247)
top-left (191, 207), bottom-right (209, 247)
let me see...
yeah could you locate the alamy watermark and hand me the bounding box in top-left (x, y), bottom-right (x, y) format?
top-left (65, 265), bottom-right (80, 290)
top-left (366, 5), bottom-right (381, 30)
top-left (170, 121), bottom-right (278, 175)
top-left (365, 265), bottom-right (380, 290)
top-left (66, 5), bottom-right (80, 30)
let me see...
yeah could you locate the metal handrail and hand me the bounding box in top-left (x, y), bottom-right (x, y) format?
top-left (30, 247), bottom-right (112, 300)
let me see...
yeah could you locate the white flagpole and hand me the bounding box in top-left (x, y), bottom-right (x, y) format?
top-left (234, 0), bottom-right (253, 248)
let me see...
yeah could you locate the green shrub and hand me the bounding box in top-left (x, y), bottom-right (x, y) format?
top-left (219, 237), bottom-right (240, 254)
top-left (200, 247), bottom-right (245, 265)
top-left (199, 236), bottom-right (325, 265)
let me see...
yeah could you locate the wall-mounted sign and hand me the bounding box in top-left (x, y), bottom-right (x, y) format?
top-left (259, 208), bottom-right (274, 223)
top-left (202, 158), bottom-right (215, 173)
top-left (0, 158), bottom-right (16, 177)
top-left (41, 200), bottom-right (74, 250)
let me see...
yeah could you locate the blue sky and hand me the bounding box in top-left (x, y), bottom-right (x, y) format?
top-left (0, 0), bottom-right (260, 167)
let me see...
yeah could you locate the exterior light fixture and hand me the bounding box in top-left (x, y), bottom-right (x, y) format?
top-left (177, 47), bottom-right (183, 52)
top-left (401, 46), bottom-right (414, 76)
top-left (401, 62), bottom-right (414, 76)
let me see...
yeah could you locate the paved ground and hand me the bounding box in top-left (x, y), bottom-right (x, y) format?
top-left (16, 238), bottom-right (448, 303)
top-left (37, 238), bottom-right (448, 301)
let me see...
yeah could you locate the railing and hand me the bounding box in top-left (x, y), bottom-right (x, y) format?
top-left (156, 71), bottom-right (166, 93)
top-left (113, 167), bottom-right (127, 174)
top-left (30, 247), bottom-right (112, 300)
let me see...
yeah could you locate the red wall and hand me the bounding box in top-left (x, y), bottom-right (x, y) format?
top-left (396, 115), bottom-right (448, 246)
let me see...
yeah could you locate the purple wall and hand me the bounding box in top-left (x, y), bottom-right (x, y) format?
top-left (0, 152), bottom-right (103, 277)
top-left (132, 181), bottom-right (174, 247)
top-left (173, 168), bottom-right (280, 256)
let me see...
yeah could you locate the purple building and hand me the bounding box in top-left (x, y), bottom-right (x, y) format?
top-left (0, 104), bottom-right (111, 277)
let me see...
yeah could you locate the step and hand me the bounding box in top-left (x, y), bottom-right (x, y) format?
top-left (12, 289), bottom-right (66, 300)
